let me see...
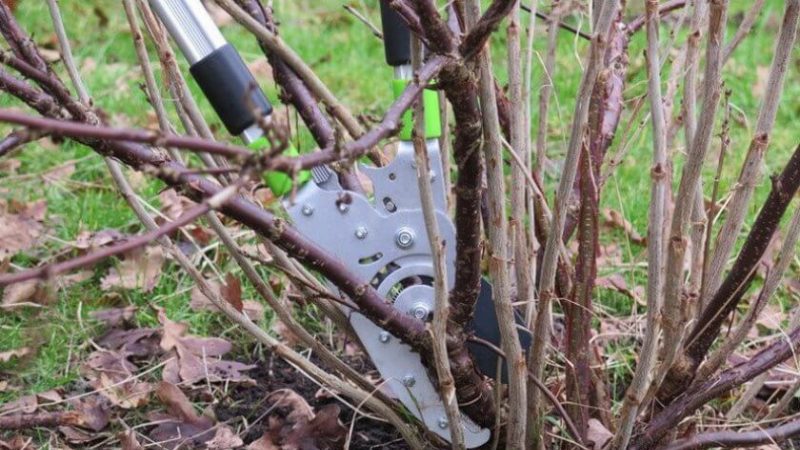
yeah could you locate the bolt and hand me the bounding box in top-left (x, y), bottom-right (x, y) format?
top-left (301, 205), bottom-right (314, 216)
top-left (338, 202), bottom-right (349, 213)
top-left (429, 170), bottom-right (436, 182)
top-left (402, 375), bottom-right (416, 387)
top-left (437, 417), bottom-right (449, 429)
top-left (379, 331), bottom-right (391, 343)
top-left (409, 303), bottom-right (430, 321)
top-left (355, 227), bottom-right (368, 240)
top-left (395, 227), bottom-right (415, 249)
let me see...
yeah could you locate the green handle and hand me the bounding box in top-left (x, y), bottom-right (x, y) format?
top-left (392, 80), bottom-right (442, 141)
top-left (249, 137), bottom-right (311, 197)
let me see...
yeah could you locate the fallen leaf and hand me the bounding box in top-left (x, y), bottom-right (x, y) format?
top-left (0, 347), bottom-right (30, 362)
top-left (190, 278), bottom-right (265, 322)
top-left (587, 418), bottom-right (613, 449)
top-left (221, 274), bottom-right (243, 312)
top-left (91, 306), bottom-right (137, 327)
top-left (101, 246), bottom-right (164, 292)
top-left (205, 426), bottom-right (244, 449)
top-left (58, 426), bottom-right (98, 444)
top-left (157, 309), bottom-right (254, 384)
top-left (0, 158), bottom-right (20, 174)
top-left (247, 435), bottom-right (280, 450)
top-left (40, 160), bottom-right (75, 183)
top-left (119, 429), bottom-right (145, 450)
top-left (74, 229), bottom-right (126, 251)
top-left (96, 327), bottom-right (161, 356)
top-left (0, 200), bottom-right (46, 259)
top-left (0, 395), bottom-right (37, 414)
top-left (2, 271), bottom-right (90, 308)
top-left (596, 274), bottom-right (644, 305)
top-left (149, 382), bottom-right (216, 449)
top-left (602, 208), bottom-right (646, 245)
top-left (271, 320), bottom-right (302, 348)
top-left (0, 436), bottom-right (35, 450)
top-left (755, 303), bottom-right (784, 332)
top-left (82, 350), bottom-right (150, 409)
top-left (259, 391), bottom-right (346, 450)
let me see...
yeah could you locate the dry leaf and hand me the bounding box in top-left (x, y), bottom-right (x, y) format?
top-left (0, 199), bottom-right (46, 260)
top-left (119, 429), bottom-right (145, 450)
top-left (74, 229), bottom-right (125, 251)
top-left (101, 246), bottom-right (164, 292)
top-left (190, 279), bottom-right (265, 322)
top-left (90, 306), bottom-right (137, 327)
top-left (259, 391), bottom-right (346, 450)
top-left (83, 350), bottom-right (150, 409)
top-left (271, 320), bottom-right (301, 348)
top-left (41, 160), bottom-right (75, 183)
top-left (157, 308), bottom-right (254, 384)
top-left (149, 382), bottom-right (216, 449)
top-left (587, 418), bottom-right (613, 449)
top-left (596, 274), bottom-right (644, 305)
top-left (205, 426), bottom-right (244, 450)
top-left (602, 208), bottom-right (645, 245)
top-left (0, 436), bottom-right (35, 450)
top-left (0, 347), bottom-right (30, 362)
top-left (0, 158), bottom-right (20, 174)
top-left (96, 327), bottom-right (161, 357)
top-left (221, 274), bottom-right (243, 312)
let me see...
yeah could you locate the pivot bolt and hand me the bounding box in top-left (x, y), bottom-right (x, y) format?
top-left (437, 417), bottom-right (449, 429)
top-left (338, 202), bottom-right (349, 213)
top-left (395, 227), bottom-right (415, 249)
top-left (409, 303), bottom-right (430, 321)
top-left (355, 227), bottom-right (368, 240)
top-left (402, 375), bottom-right (416, 387)
top-left (301, 205), bottom-right (314, 216)
top-left (379, 331), bottom-right (391, 343)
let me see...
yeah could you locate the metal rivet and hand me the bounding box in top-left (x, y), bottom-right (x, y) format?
top-left (338, 202), bottom-right (349, 213)
top-left (355, 227), bottom-right (368, 240)
top-left (301, 205), bottom-right (314, 216)
top-left (395, 227), bottom-right (415, 249)
top-left (379, 331), bottom-right (391, 343)
top-left (402, 375), bottom-right (416, 387)
top-left (437, 417), bottom-right (449, 429)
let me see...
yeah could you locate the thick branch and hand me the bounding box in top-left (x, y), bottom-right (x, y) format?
top-left (664, 420), bottom-right (800, 450)
top-left (684, 143), bottom-right (800, 365)
top-left (631, 326), bottom-right (800, 449)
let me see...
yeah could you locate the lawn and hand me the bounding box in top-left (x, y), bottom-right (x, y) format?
top-left (1, 0), bottom-right (799, 439)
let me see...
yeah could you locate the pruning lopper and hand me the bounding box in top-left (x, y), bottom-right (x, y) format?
top-left (149, 1), bottom-right (530, 446)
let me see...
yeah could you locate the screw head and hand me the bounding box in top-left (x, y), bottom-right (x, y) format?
top-left (395, 227), bottom-right (415, 249)
top-left (409, 303), bottom-right (430, 321)
top-left (301, 205), bottom-right (314, 216)
top-left (379, 331), bottom-right (391, 343)
top-left (355, 227), bottom-right (368, 240)
top-left (437, 417), bottom-right (449, 429)
top-left (402, 375), bottom-right (416, 387)
top-left (337, 202), bottom-right (349, 213)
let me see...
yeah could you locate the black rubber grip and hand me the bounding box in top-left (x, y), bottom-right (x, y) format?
top-left (190, 44), bottom-right (272, 136)
top-left (379, 0), bottom-right (411, 66)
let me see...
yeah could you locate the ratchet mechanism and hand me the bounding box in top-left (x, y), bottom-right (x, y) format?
top-left (149, 1), bottom-right (530, 446)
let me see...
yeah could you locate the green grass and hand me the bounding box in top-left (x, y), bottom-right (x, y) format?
top-left (1, 0), bottom-right (799, 410)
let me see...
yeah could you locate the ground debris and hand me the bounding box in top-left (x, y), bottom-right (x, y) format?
top-left (158, 308), bottom-right (254, 385)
